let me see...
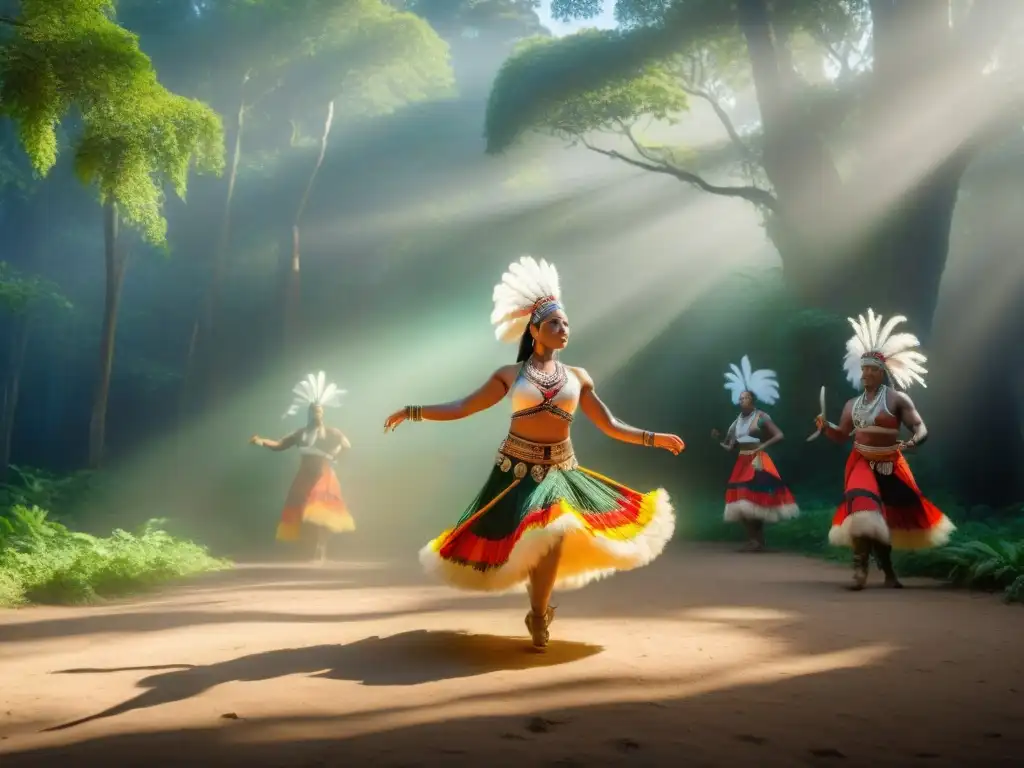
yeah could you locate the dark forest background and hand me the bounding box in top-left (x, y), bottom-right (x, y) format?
top-left (1, 0), bottom-right (1022, 566)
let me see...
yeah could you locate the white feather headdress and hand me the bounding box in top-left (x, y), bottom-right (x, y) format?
top-left (843, 308), bottom-right (927, 390)
top-left (489, 255), bottom-right (564, 343)
top-left (283, 371), bottom-right (346, 418)
top-left (724, 355), bottom-right (779, 405)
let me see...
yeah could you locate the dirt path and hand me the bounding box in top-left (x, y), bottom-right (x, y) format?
top-left (0, 545), bottom-right (1021, 767)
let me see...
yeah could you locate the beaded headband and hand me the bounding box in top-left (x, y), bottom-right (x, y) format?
top-left (531, 296), bottom-right (562, 324)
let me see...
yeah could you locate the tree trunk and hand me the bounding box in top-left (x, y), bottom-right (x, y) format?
top-left (940, 298), bottom-right (1024, 507)
top-left (184, 74), bottom-right (250, 415)
top-left (284, 99), bottom-right (335, 351)
top-left (87, 201), bottom-right (129, 469)
top-left (736, 0), bottom-right (847, 300)
top-left (930, 184), bottom-right (1024, 508)
top-left (0, 315), bottom-right (30, 482)
top-left (738, 0), bottom-right (986, 334)
top-left (178, 314), bottom-right (200, 424)
top-left (800, 154), bottom-right (967, 337)
top-left (285, 224), bottom-right (301, 350)
top-left (737, 0), bottom-right (1024, 503)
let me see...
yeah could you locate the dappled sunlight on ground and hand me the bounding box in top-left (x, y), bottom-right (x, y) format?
top-left (0, 547), bottom-right (1021, 765)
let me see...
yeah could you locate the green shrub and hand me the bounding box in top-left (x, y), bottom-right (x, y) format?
top-left (0, 505), bottom-right (231, 607)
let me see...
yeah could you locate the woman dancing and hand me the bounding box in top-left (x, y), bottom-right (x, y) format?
top-left (383, 255), bottom-right (684, 649)
top-left (250, 371), bottom-right (355, 563)
top-left (812, 309), bottom-right (955, 589)
top-left (711, 356), bottom-right (798, 552)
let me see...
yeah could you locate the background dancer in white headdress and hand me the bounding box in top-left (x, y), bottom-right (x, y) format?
top-left (812, 310), bottom-right (955, 590)
top-left (250, 371), bottom-right (354, 562)
top-left (711, 356), bottom-right (798, 552)
top-left (383, 255), bottom-right (684, 649)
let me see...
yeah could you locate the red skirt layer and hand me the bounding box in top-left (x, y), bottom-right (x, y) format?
top-left (828, 449), bottom-right (954, 550)
top-left (276, 459), bottom-right (355, 542)
top-left (723, 451), bottom-right (799, 523)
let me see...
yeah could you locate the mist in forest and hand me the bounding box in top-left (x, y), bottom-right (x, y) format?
top-left (1, 0), bottom-right (1022, 562)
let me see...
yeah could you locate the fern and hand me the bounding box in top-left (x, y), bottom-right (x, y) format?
top-left (0, 504), bottom-right (230, 607)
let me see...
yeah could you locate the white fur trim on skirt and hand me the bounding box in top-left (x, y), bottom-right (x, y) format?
top-left (419, 489), bottom-right (676, 594)
top-left (724, 500), bottom-right (800, 524)
top-left (828, 510), bottom-right (890, 547)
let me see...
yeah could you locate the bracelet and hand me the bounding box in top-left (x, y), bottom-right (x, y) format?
top-left (405, 405), bottom-right (423, 422)
top-left (642, 431), bottom-right (655, 447)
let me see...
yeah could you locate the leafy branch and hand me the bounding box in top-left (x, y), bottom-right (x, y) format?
top-left (580, 121), bottom-right (777, 212)
top-left (680, 83), bottom-right (755, 160)
top-left (0, 262), bottom-right (72, 316)
top-left (673, 48), bottom-right (758, 161)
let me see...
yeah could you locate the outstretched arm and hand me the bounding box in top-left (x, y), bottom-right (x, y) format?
top-left (894, 391), bottom-right (928, 448)
top-left (384, 365), bottom-right (516, 431)
top-left (576, 368), bottom-right (684, 454)
top-left (251, 430), bottom-right (300, 451)
top-left (756, 413), bottom-right (784, 451)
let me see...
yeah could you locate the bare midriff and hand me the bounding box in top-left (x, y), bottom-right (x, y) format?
top-left (853, 428), bottom-right (901, 450)
top-left (298, 452), bottom-right (332, 472)
top-left (508, 413), bottom-right (572, 445)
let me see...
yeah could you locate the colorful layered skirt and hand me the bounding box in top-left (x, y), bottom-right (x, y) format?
top-left (419, 434), bottom-right (676, 593)
top-left (723, 448), bottom-right (799, 523)
top-left (828, 445), bottom-right (955, 550)
top-left (276, 457), bottom-right (356, 541)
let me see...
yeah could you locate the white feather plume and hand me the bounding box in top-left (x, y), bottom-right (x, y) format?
top-left (282, 370), bottom-right (347, 418)
top-left (490, 254), bottom-right (563, 343)
top-left (723, 355), bottom-right (779, 405)
top-left (843, 308), bottom-right (927, 390)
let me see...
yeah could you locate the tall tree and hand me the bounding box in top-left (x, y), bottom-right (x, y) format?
top-left (172, 0), bottom-right (453, 403)
top-left (0, 0), bottom-right (225, 467)
top-left (269, 0), bottom-right (454, 350)
top-left (484, 0), bottom-right (1023, 329)
top-left (484, 0), bottom-right (1024, 505)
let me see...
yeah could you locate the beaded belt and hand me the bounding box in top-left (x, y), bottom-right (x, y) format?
top-left (854, 443), bottom-right (899, 476)
top-left (495, 434), bottom-right (578, 483)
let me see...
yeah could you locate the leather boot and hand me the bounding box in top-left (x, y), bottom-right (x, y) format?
top-left (740, 520), bottom-right (764, 552)
top-left (850, 537), bottom-right (871, 590)
top-left (753, 519), bottom-right (766, 550)
top-left (873, 542), bottom-right (903, 588)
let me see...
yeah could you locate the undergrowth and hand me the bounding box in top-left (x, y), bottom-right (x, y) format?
top-left (685, 501), bottom-right (1024, 605)
top-left (0, 504), bottom-right (231, 608)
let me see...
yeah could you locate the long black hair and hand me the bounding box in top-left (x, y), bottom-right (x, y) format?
top-left (516, 324), bottom-right (535, 363)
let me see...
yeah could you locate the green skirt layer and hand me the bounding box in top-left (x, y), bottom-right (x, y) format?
top-left (419, 455), bottom-right (676, 594)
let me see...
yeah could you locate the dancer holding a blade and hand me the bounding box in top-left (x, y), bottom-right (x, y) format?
top-left (812, 310), bottom-right (954, 590)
